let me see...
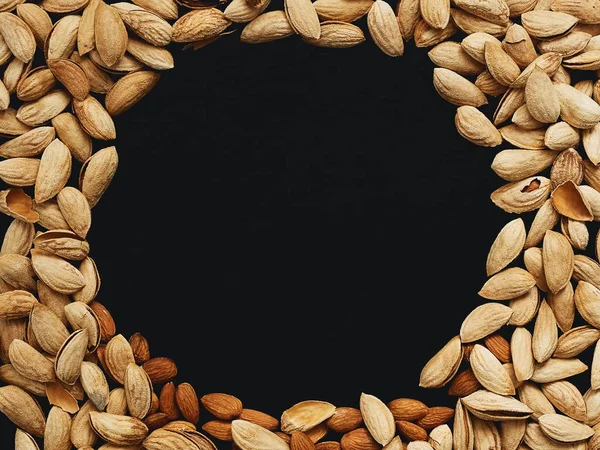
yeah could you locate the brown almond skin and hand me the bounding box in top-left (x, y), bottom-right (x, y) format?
top-left (326, 406), bottom-right (363, 433)
top-left (340, 428), bottom-right (380, 450)
top-left (305, 423), bottom-right (327, 443)
top-left (175, 383), bottom-right (200, 425)
top-left (129, 332), bottom-right (150, 364)
top-left (142, 357), bottom-right (177, 384)
top-left (159, 382), bottom-right (180, 420)
top-left (316, 442), bottom-right (341, 450)
top-left (484, 333), bottom-right (512, 363)
top-left (143, 412), bottom-right (170, 431)
top-left (149, 392), bottom-right (159, 414)
top-left (416, 406), bottom-right (455, 430)
top-left (463, 343), bottom-right (475, 361)
top-left (202, 419), bottom-right (232, 441)
top-left (238, 408), bottom-right (279, 430)
top-left (387, 398), bottom-right (428, 422)
top-left (96, 344), bottom-right (118, 383)
top-left (276, 431), bottom-right (291, 443)
top-left (89, 301), bottom-right (116, 342)
top-left (201, 392), bottom-right (242, 420)
top-left (291, 431), bottom-right (316, 450)
top-left (448, 369), bottom-right (482, 396)
top-left (396, 420), bottom-right (428, 441)
top-left (162, 420), bottom-right (196, 432)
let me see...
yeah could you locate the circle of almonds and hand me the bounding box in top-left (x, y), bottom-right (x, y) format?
top-left (1, 0), bottom-right (600, 448)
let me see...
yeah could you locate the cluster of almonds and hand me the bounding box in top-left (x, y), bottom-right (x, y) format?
top-left (5, 0), bottom-right (600, 445)
top-left (411, 0), bottom-right (600, 448)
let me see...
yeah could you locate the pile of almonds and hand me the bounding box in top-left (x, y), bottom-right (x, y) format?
top-left (4, 0), bottom-right (600, 445)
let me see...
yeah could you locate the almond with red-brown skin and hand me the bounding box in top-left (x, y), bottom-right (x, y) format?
top-left (484, 333), bottom-right (511, 363)
top-left (340, 428), bottom-right (381, 450)
top-left (89, 301), bottom-right (115, 342)
top-left (396, 420), bottom-right (428, 441)
top-left (276, 432), bottom-right (291, 443)
top-left (149, 392), bottom-right (159, 414)
top-left (448, 369), bottom-right (482, 397)
top-left (159, 382), bottom-right (180, 420)
top-left (202, 419), bottom-right (232, 441)
top-left (95, 344), bottom-right (117, 383)
top-left (129, 332), bottom-right (150, 364)
top-left (305, 423), bottom-right (328, 443)
top-left (316, 442), bottom-right (341, 450)
top-left (326, 407), bottom-right (363, 433)
top-left (201, 392), bottom-right (242, 420)
top-left (416, 406), bottom-right (454, 430)
top-left (463, 343), bottom-right (475, 361)
top-left (238, 408), bottom-right (279, 430)
top-left (291, 431), bottom-right (316, 450)
top-left (143, 412), bottom-right (170, 431)
top-left (142, 357), bottom-right (177, 384)
top-left (176, 383), bottom-right (200, 424)
top-left (387, 398), bottom-right (428, 422)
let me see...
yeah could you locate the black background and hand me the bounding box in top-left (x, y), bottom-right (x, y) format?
top-left (1, 18), bottom-right (513, 447)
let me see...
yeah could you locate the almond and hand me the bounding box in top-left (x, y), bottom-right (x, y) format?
top-left (201, 392), bottom-right (243, 420)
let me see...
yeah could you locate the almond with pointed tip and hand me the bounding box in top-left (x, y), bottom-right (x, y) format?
top-left (105, 334), bottom-right (136, 385)
top-left (15, 428), bottom-right (39, 450)
top-left (173, 9), bottom-right (232, 42)
top-left (142, 357), bottom-right (178, 384)
top-left (238, 409), bottom-right (279, 431)
top-left (416, 407), bottom-right (454, 431)
top-left (73, 96), bottom-right (116, 141)
top-left (80, 361), bottom-right (109, 411)
top-left (0, 385), bottom-right (46, 437)
top-left (419, 335), bottom-right (462, 388)
top-left (281, 400), bottom-right (336, 433)
top-left (72, 256), bottom-right (99, 304)
top-left (55, 328), bottom-right (89, 385)
top-left (44, 406), bottom-right (71, 450)
top-left (538, 414), bottom-right (593, 442)
top-left (0, 13), bottom-right (35, 63)
top-left (129, 332), bottom-right (150, 364)
top-left (89, 412), bottom-right (149, 445)
top-left (29, 303), bottom-right (70, 355)
top-left (359, 393), bottom-right (395, 445)
top-left (556, 82), bottom-right (600, 129)
top-left (470, 344), bottom-right (515, 395)
top-left (30, 248), bottom-right (85, 294)
top-left (79, 146), bottom-right (119, 208)
top-left (232, 419), bottom-right (290, 450)
top-left (367, 0), bottom-right (404, 56)
top-left (70, 400), bottom-right (98, 448)
top-left (201, 393), bottom-right (242, 420)
top-left (486, 219), bottom-right (526, 276)
top-left (433, 68), bottom-right (487, 106)
top-left (0, 290), bottom-right (37, 319)
top-left (485, 41), bottom-right (521, 86)
top-left (125, 363), bottom-right (153, 419)
top-left (532, 300), bottom-right (558, 364)
top-left (94, 2), bottom-right (128, 67)
top-left (525, 69), bottom-right (560, 123)
top-left (461, 390), bottom-right (533, 421)
top-left (455, 105), bottom-right (502, 147)
top-left (8, 339), bottom-right (55, 383)
top-left (105, 70), bottom-right (161, 116)
top-left (34, 138), bottom-right (71, 204)
top-left (541, 380), bottom-right (587, 422)
top-left (17, 90), bottom-right (71, 127)
top-left (521, 10), bottom-right (578, 39)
